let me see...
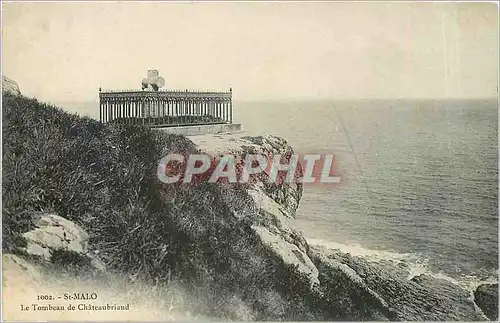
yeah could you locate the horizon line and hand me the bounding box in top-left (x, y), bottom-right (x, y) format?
top-left (50, 96), bottom-right (499, 104)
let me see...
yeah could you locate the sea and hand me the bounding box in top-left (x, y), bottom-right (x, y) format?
top-left (235, 99), bottom-right (498, 291)
top-left (63, 98), bottom-right (498, 291)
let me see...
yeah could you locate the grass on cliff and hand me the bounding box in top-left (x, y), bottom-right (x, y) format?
top-left (2, 92), bottom-right (195, 250)
top-left (2, 92), bottom-right (349, 320)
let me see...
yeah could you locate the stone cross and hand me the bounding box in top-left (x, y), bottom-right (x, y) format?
top-left (141, 69), bottom-right (165, 91)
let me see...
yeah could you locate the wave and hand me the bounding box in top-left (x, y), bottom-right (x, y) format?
top-left (306, 237), bottom-right (498, 292)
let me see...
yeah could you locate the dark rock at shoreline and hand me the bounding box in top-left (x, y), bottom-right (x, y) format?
top-left (474, 283), bottom-right (498, 320)
top-left (410, 274), bottom-right (484, 320)
top-left (309, 246), bottom-right (484, 321)
top-left (310, 248), bottom-right (395, 320)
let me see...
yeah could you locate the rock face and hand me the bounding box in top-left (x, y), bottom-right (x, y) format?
top-left (22, 213), bottom-right (104, 270)
top-left (2, 76), bottom-right (21, 95)
top-left (190, 134), bottom-right (317, 287)
top-left (188, 133), bottom-right (490, 321)
top-left (310, 246), bottom-right (395, 320)
top-left (474, 283), bottom-right (499, 320)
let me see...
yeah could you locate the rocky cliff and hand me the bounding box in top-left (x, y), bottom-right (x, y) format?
top-left (474, 283), bottom-right (499, 321)
top-left (2, 85), bottom-right (497, 321)
top-left (188, 134), bottom-right (494, 321)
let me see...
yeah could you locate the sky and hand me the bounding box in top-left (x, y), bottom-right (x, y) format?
top-left (2, 1), bottom-right (499, 103)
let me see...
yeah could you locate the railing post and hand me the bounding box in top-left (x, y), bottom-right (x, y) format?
top-left (169, 99), bottom-right (172, 121)
top-left (229, 87), bottom-right (233, 124)
top-left (217, 100), bottom-right (221, 121)
top-left (180, 99), bottom-right (183, 125)
top-left (133, 100), bottom-right (135, 123)
top-left (225, 99), bottom-right (228, 123)
top-left (131, 99), bottom-right (134, 124)
top-left (214, 100), bottom-right (218, 121)
top-left (147, 97), bottom-right (149, 124)
top-left (124, 99), bottom-right (126, 124)
top-left (142, 97), bottom-right (145, 125)
top-left (221, 100), bottom-right (224, 122)
top-left (224, 99), bottom-right (226, 122)
top-left (208, 100), bottom-right (212, 121)
top-left (178, 99), bottom-right (181, 124)
top-left (214, 100), bottom-right (217, 121)
top-left (134, 100), bottom-right (138, 124)
top-left (114, 98), bottom-right (118, 123)
top-left (123, 99), bottom-right (126, 124)
top-left (173, 99), bottom-right (177, 125)
top-left (127, 100), bottom-right (131, 124)
top-left (162, 97), bottom-right (166, 122)
top-left (111, 98), bottom-right (114, 123)
top-left (223, 100), bottom-right (226, 122)
top-left (99, 89), bottom-right (102, 123)
top-left (184, 90), bottom-right (188, 125)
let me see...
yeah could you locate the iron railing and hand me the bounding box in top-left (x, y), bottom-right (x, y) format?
top-left (99, 88), bottom-right (233, 127)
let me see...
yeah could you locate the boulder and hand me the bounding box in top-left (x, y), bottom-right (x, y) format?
top-left (2, 76), bottom-right (21, 95)
top-left (23, 213), bottom-right (89, 258)
top-left (22, 213), bottom-right (105, 270)
top-left (474, 283), bottom-right (498, 321)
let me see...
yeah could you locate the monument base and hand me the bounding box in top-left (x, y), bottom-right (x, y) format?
top-left (156, 123), bottom-right (242, 136)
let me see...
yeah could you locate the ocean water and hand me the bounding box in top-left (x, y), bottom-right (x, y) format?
top-left (234, 99), bottom-right (498, 290)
